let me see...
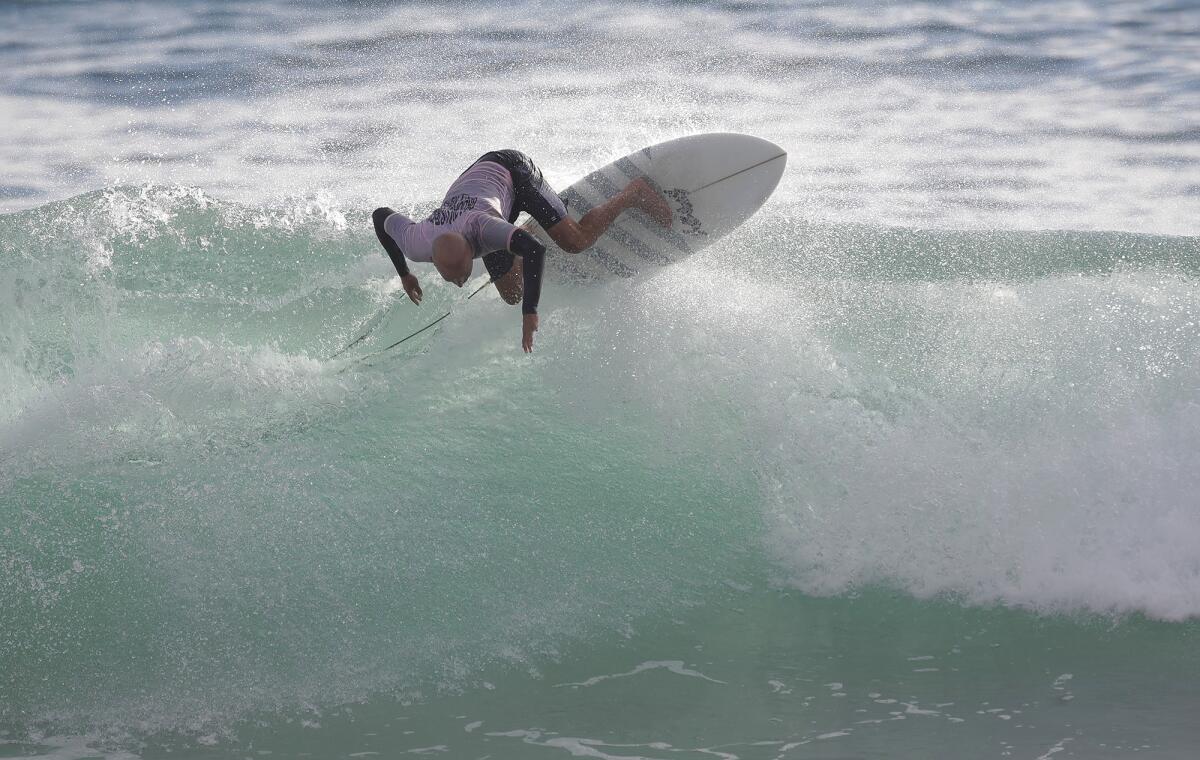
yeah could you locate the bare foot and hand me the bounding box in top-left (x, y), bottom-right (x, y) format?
top-left (628, 177), bottom-right (673, 227)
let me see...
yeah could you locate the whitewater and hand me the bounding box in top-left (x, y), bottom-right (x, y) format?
top-left (2, 2), bottom-right (1199, 758)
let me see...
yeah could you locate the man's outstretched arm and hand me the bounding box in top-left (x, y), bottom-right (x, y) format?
top-left (509, 228), bottom-right (546, 353)
top-left (372, 207), bottom-right (422, 304)
top-left (509, 228), bottom-right (545, 315)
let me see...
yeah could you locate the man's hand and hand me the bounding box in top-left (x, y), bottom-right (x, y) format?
top-left (400, 273), bottom-right (423, 305)
top-left (522, 313), bottom-right (538, 353)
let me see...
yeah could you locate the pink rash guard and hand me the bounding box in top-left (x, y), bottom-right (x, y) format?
top-left (382, 161), bottom-right (520, 263)
top-left (374, 149), bottom-right (564, 315)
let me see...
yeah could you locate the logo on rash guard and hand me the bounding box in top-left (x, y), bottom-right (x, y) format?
top-left (430, 194), bottom-right (477, 225)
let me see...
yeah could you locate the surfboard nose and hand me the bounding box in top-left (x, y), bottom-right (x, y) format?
top-left (649, 133), bottom-right (787, 236)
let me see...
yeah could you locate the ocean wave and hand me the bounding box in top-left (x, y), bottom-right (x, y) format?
top-left (2, 187), bottom-right (1199, 740)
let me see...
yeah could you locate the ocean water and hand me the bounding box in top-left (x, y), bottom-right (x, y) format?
top-left (2, 1), bottom-right (1200, 758)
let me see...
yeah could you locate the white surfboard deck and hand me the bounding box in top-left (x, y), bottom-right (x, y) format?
top-left (527, 133), bottom-right (786, 281)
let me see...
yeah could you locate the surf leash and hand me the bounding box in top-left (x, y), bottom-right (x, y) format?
top-left (334, 277), bottom-right (495, 369)
top-left (326, 292), bottom-right (412, 360)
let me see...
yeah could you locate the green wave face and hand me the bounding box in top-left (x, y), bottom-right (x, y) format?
top-left (0, 187), bottom-right (758, 731)
top-left (3, 186), bottom-right (1200, 742)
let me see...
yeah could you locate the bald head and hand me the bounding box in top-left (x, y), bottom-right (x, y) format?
top-left (432, 233), bottom-right (473, 286)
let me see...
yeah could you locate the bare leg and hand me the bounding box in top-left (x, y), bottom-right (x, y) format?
top-left (545, 178), bottom-right (672, 254)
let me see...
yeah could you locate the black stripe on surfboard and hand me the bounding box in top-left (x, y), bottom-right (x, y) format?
top-left (567, 170), bottom-right (692, 260)
top-left (608, 159), bottom-right (697, 253)
top-left (565, 182), bottom-right (674, 268)
top-left (552, 188), bottom-right (637, 277)
top-left (580, 173), bottom-right (675, 265)
top-left (590, 245), bottom-right (637, 278)
top-left (561, 186), bottom-right (595, 215)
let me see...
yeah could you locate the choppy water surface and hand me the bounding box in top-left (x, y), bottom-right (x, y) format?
top-left (2, 2), bottom-right (1199, 759)
top-left (3, 0), bottom-right (1199, 232)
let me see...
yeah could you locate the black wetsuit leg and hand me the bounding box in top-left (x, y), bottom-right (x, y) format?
top-left (478, 150), bottom-right (567, 291)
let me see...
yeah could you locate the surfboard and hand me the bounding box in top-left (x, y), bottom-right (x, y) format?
top-left (527, 133), bottom-right (787, 281)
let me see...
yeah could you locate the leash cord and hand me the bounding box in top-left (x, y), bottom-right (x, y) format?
top-left (332, 276), bottom-right (495, 367)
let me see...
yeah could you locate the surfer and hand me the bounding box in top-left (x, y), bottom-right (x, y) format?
top-left (372, 149), bottom-right (672, 352)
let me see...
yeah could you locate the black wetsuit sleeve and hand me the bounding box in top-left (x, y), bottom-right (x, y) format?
top-left (509, 228), bottom-right (546, 315)
top-left (372, 207), bottom-right (410, 277)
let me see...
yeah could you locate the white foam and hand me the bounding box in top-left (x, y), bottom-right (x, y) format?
top-left (556, 661), bottom-right (726, 688)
